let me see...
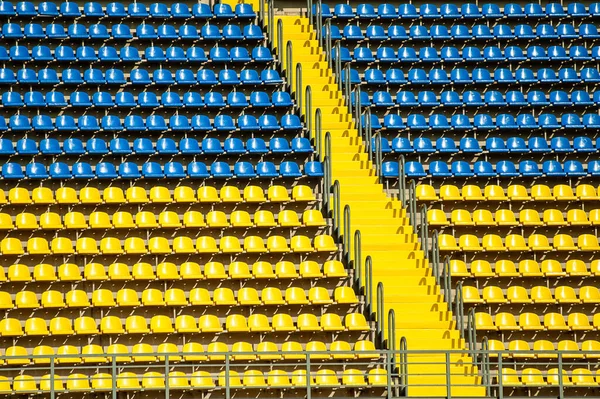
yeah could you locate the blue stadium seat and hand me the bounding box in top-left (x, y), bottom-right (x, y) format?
top-left (305, 161), bottom-right (324, 177)
top-left (16, 138), bottom-right (37, 155)
top-left (408, 69), bottom-right (428, 84)
top-left (366, 25), bottom-right (387, 41)
top-left (84, 69), bottom-right (105, 84)
top-left (292, 138), bottom-right (312, 153)
top-left (191, 115), bottom-right (211, 132)
top-left (519, 160), bottom-right (541, 177)
top-left (133, 138), bottom-right (154, 154)
top-left (391, 138), bottom-right (411, 153)
top-left (590, 161), bottom-right (600, 176)
top-left (128, 2), bottom-right (147, 16)
top-left (238, 115), bottom-right (259, 131)
top-left (496, 114), bottom-right (517, 129)
top-left (150, 2), bottom-right (170, 17)
top-left (164, 162), bottom-right (185, 179)
top-left (539, 113), bottom-right (561, 129)
top-left (40, 139), bottom-right (61, 155)
top-left (0, 68), bottom-right (16, 84)
top-left (234, 162), bottom-right (256, 178)
top-left (506, 91), bottom-right (527, 107)
top-left (0, 138), bottom-right (13, 155)
top-left (430, 69), bottom-right (450, 85)
top-left (573, 137), bottom-right (595, 153)
top-left (280, 161), bottom-right (302, 178)
top-left (281, 115), bottom-right (302, 130)
top-left (27, 163), bottom-right (49, 179)
top-left (3, 92), bottom-right (22, 107)
top-left (119, 162), bottom-right (141, 179)
top-left (373, 91), bottom-right (394, 107)
top-left (32, 115), bottom-right (53, 132)
top-left (270, 137), bottom-right (291, 153)
top-left (383, 114), bottom-right (405, 130)
top-left (106, 2), bottom-right (126, 16)
top-left (224, 138), bottom-right (246, 154)
top-left (542, 160), bottom-right (565, 177)
top-left (429, 161), bottom-right (451, 177)
top-left (259, 115), bottom-right (280, 131)
top-left (484, 46), bottom-right (504, 61)
top-left (458, 138), bottom-right (480, 153)
top-left (170, 115), bottom-right (190, 131)
top-left (2, 162), bottom-right (23, 178)
top-left (93, 92), bottom-right (114, 107)
top-left (212, 161), bottom-right (233, 178)
top-left (413, 137), bottom-right (434, 154)
top-left (585, 114), bottom-right (600, 128)
top-left (246, 137), bottom-right (267, 154)
top-left (387, 69), bottom-right (406, 84)
top-left (64, 138), bottom-right (85, 155)
top-left (49, 162), bottom-right (71, 179)
top-left (429, 114), bottom-right (449, 130)
top-left (123, 115), bottom-right (144, 131)
top-left (0, 1), bottom-right (15, 15)
top-left (202, 138), bottom-right (222, 154)
top-left (121, 46), bottom-right (141, 62)
top-left (529, 137), bottom-right (550, 153)
top-left (115, 92), bottom-right (136, 108)
top-left (472, 68), bottom-right (492, 84)
top-left (180, 138), bottom-right (201, 155)
top-left (228, 92), bottom-right (249, 107)
top-left (102, 115), bottom-right (122, 131)
top-left (486, 137), bottom-right (507, 153)
top-left (517, 114), bottom-right (538, 130)
top-left (182, 92), bottom-right (203, 108)
top-left (214, 115), bottom-right (235, 131)
top-left (192, 3), bottom-right (211, 18)
top-left (138, 92), bottom-right (159, 108)
top-left (162, 92), bottom-right (182, 107)
top-left (147, 115), bottom-right (167, 131)
top-left (56, 115), bottom-right (76, 131)
top-left (236, 3), bottom-right (255, 18)
top-left (73, 162), bottom-right (94, 179)
top-left (188, 162), bottom-right (209, 178)
top-left (382, 162), bottom-right (399, 178)
top-left (507, 137), bottom-right (528, 153)
top-left (142, 162), bottom-right (164, 178)
top-left (418, 91), bottom-right (438, 106)
top-left (436, 137), bottom-right (457, 153)
top-left (89, 24), bottom-right (109, 40)
top-left (562, 113), bottom-right (583, 129)
top-left (565, 160), bottom-right (586, 177)
top-left (515, 68), bottom-right (536, 83)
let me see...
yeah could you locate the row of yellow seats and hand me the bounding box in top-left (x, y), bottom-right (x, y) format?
top-left (0, 210), bottom-right (326, 230)
top-left (501, 368), bottom-right (598, 387)
top-left (0, 369), bottom-right (388, 393)
top-left (0, 312), bottom-right (371, 336)
top-left (0, 260), bottom-right (347, 282)
top-left (0, 234), bottom-right (338, 255)
top-left (417, 183), bottom-right (596, 202)
top-left (0, 185), bottom-right (315, 205)
top-left (429, 208), bottom-right (600, 227)
top-left (476, 312), bottom-right (600, 331)
top-left (451, 258), bottom-right (600, 278)
top-left (489, 339), bottom-right (600, 359)
top-left (439, 233), bottom-right (600, 252)
top-left (463, 285), bottom-right (600, 305)
top-left (3, 340), bottom-right (379, 365)
top-left (0, 286), bottom-right (358, 309)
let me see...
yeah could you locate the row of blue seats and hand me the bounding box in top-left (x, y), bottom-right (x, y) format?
top-left (343, 67), bottom-right (600, 85)
top-left (0, 114), bottom-right (303, 132)
top-left (0, 45), bottom-right (273, 63)
top-left (354, 89), bottom-right (600, 108)
top-left (389, 159), bottom-right (600, 178)
top-left (0, 137), bottom-right (314, 156)
top-left (326, 23), bottom-right (600, 41)
top-left (1, 90), bottom-right (294, 108)
top-left (0, 2), bottom-right (254, 19)
top-left (315, 3), bottom-right (597, 20)
top-left (1, 23), bottom-right (264, 41)
top-left (334, 45), bottom-right (600, 63)
top-left (362, 113), bottom-right (600, 130)
top-left (1, 161), bottom-right (324, 179)
top-left (0, 68), bottom-right (283, 86)
top-left (374, 136), bottom-right (600, 155)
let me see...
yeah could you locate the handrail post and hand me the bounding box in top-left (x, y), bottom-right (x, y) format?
top-left (306, 354), bottom-right (312, 399)
top-left (269, 0), bottom-right (275, 54)
top-left (345, 64), bottom-right (352, 115)
top-left (225, 353), bottom-right (231, 399)
top-left (498, 355), bottom-right (504, 399)
top-left (286, 40), bottom-right (293, 90)
top-left (50, 355), bottom-right (55, 399)
top-left (164, 356), bottom-right (170, 399)
top-left (365, 108), bottom-right (373, 162)
top-left (335, 41), bottom-right (342, 91)
top-left (316, 0), bottom-right (322, 47)
top-left (455, 281), bottom-right (464, 337)
top-left (445, 352), bottom-right (451, 399)
top-left (306, 0), bottom-right (312, 21)
top-left (343, 204), bottom-right (351, 264)
top-left (355, 86), bottom-right (362, 139)
top-left (276, 14), bottom-right (282, 60)
top-left (111, 355), bottom-right (117, 399)
top-left (443, 255), bottom-right (451, 304)
top-left (354, 230), bottom-right (362, 290)
top-left (315, 107), bottom-right (322, 145)
top-left (407, 180), bottom-right (417, 226)
top-left (558, 353), bottom-right (564, 399)
top-left (377, 282), bottom-right (385, 348)
top-left (332, 180), bottom-right (340, 237)
top-left (326, 19), bottom-right (332, 70)
top-left (398, 155), bottom-right (406, 205)
top-left (259, 0), bottom-right (265, 30)
top-left (296, 63), bottom-right (303, 114)
top-left (365, 255), bottom-right (373, 319)
top-left (375, 133), bottom-right (382, 183)
top-left (305, 85), bottom-right (312, 141)
top-left (420, 204), bottom-right (429, 260)
top-left (399, 334), bottom-right (406, 396)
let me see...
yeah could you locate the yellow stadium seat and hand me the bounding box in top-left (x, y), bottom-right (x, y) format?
top-left (169, 372), bottom-right (189, 390)
top-left (196, 236), bottom-right (218, 253)
top-left (183, 211), bottom-right (205, 227)
top-left (229, 261), bottom-right (252, 279)
top-left (482, 234), bottom-right (506, 251)
top-left (66, 374), bottom-right (90, 391)
top-left (32, 187), bottom-right (54, 204)
top-left (368, 369), bottom-right (388, 387)
top-left (254, 210), bottom-right (276, 227)
top-left (174, 186), bottom-right (196, 203)
top-left (493, 209), bottom-right (516, 226)
top-left (226, 314), bottom-right (249, 332)
top-left (568, 313), bottom-right (593, 330)
top-left (6, 346), bottom-right (29, 365)
top-left (74, 316), bottom-right (98, 334)
top-left (100, 316), bottom-right (124, 334)
top-left (103, 187), bottom-right (125, 203)
top-left (253, 261), bottom-right (276, 278)
top-left (565, 259), bottom-right (591, 277)
top-left (125, 187), bottom-right (148, 203)
top-left (267, 370), bottom-right (290, 387)
top-left (531, 184), bottom-right (553, 200)
top-left (331, 341), bottom-right (354, 360)
top-left (8, 263), bottom-right (31, 281)
top-left (496, 312), bottom-right (519, 330)
top-left (497, 368), bottom-right (521, 387)
top-left (534, 341), bottom-right (556, 357)
top-left (157, 343), bottom-right (182, 362)
top-left (519, 209), bottom-right (542, 226)
top-left (297, 313), bottom-right (320, 331)
top-left (518, 260), bottom-right (541, 277)
top-left (204, 261), bottom-right (227, 279)
top-left (553, 184), bottom-right (576, 200)
top-left (506, 340), bottom-right (531, 358)
top-left (0, 190), bottom-right (5, 204)
top-left (14, 291), bottom-right (36, 308)
top-left (132, 343), bottom-right (156, 362)
top-left (577, 184), bottom-right (598, 200)
top-left (438, 234), bottom-right (459, 251)
top-left (291, 235), bottom-right (313, 252)
top-left (580, 286), bottom-right (600, 303)
top-left (89, 211), bottom-right (112, 229)
top-left (180, 262), bottom-right (203, 280)
top-left (507, 286), bottom-right (530, 304)
top-left (206, 342), bottom-right (228, 361)
top-left (594, 314), bottom-right (600, 329)
top-left (459, 234), bottom-right (482, 251)
top-left (31, 346), bottom-right (53, 364)
top-left (555, 286), bottom-right (579, 304)
top-left (172, 236), bottom-right (195, 254)
top-left (306, 340), bottom-right (330, 359)
top-left (322, 313), bottom-right (344, 331)
top-left (39, 212), bottom-right (64, 229)
top-left (198, 186), bottom-right (220, 202)
top-left (156, 262), bottom-right (179, 280)
top-left (117, 372), bottom-right (140, 389)
top-left (78, 187), bottom-right (100, 204)
top-left (126, 315), bottom-right (150, 334)
top-left (56, 345), bottom-right (81, 363)
top-left (230, 210), bottom-right (253, 227)
top-left (40, 374), bottom-right (65, 392)
top-left (262, 287), bottom-right (285, 305)
top-left (132, 262), bottom-right (154, 280)
top-left (238, 287), bottom-right (261, 305)
top-left (221, 236), bottom-right (242, 253)
top-left (2, 237), bottom-right (24, 255)
top-left (298, 263), bottom-right (321, 281)
top-left (266, 236), bottom-right (289, 253)
top-left (244, 185), bottom-right (267, 202)
top-left (579, 234), bottom-right (600, 250)
top-left (484, 185), bottom-right (506, 200)
top-left (517, 313), bottom-right (541, 331)
top-left (268, 185), bottom-right (290, 202)
top-left (58, 263), bottom-right (81, 281)
top-left (135, 211), bottom-right (158, 228)
top-left (106, 344), bottom-right (131, 363)
top-left (282, 341), bottom-right (304, 359)
top-left (544, 312), bottom-right (568, 330)
top-left (292, 184), bottom-right (315, 200)
top-left (315, 369), bottom-right (340, 387)
top-left (309, 286), bottom-right (333, 304)
top-left (149, 186), bottom-right (171, 203)
top-left (57, 242), bottom-right (81, 258)
top-left (15, 212), bottom-right (38, 229)
top-left (427, 209), bottom-right (449, 226)
top-left (0, 213), bottom-right (12, 230)
top-left (567, 209), bottom-right (589, 226)
top-left (108, 263), bottom-right (131, 280)
top-left (113, 211), bottom-right (135, 228)
top-left (286, 287), bottom-right (309, 304)
top-left (83, 263), bottom-right (106, 281)
top-left (451, 209), bottom-right (472, 225)
top-left (219, 370), bottom-right (243, 388)
top-left (343, 369), bottom-right (367, 387)
top-left (571, 369), bottom-right (596, 386)
top-left (50, 316), bottom-right (74, 335)
top-left (592, 260), bottom-right (600, 276)
top-left (243, 370), bottom-right (267, 388)
top-left (249, 314), bottom-right (272, 332)
top-left (0, 265), bottom-right (7, 282)
top-left (175, 315), bottom-right (199, 333)
top-left (74, 237), bottom-right (98, 254)
top-left (582, 340), bottom-right (600, 358)
top-left (151, 315), bottom-right (174, 333)
top-left (415, 184), bottom-right (438, 200)
top-left (13, 375), bottom-right (38, 393)
top-left (28, 237), bottom-right (50, 254)
top-left (530, 286), bottom-right (554, 304)
top-left (474, 209), bottom-right (497, 226)
top-left (506, 234), bottom-right (528, 251)
top-left (303, 210), bottom-right (326, 226)
top-left (558, 340), bottom-right (582, 359)
top-left (199, 315), bottom-right (223, 332)
top-left (354, 340), bottom-right (379, 359)
top-left (529, 234), bottom-right (552, 251)
top-left (335, 286), bottom-right (358, 304)
top-left (542, 209), bottom-right (565, 226)
top-left (279, 210), bottom-right (301, 227)
top-left (483, 286), bottom-right (506, 304)
top-left (439, 184), bottom-right (461, 200)
top-left (66, 289), bottom-right (89, 307)
top-left (0, 291), bottom-right (12, 309)
top-left (291, 370), bottom-right (314, 387)
top-left (542, 259), bottom-right (565, 277)
top-left (450, 260), bottom-right (470, 277)
top-left (33, 263), bottom-right (56, 282)
top-left (98, 237), bottom-right (120, 255)
top-left (272, 313), bottom-right (296, 332)
top-left (214, 287), bottom-right (236, 305)
top-left (470, 260), bottom-right (493, 277)
top-left (23, 317), bottom-right (46, 335)
top-left (521, 368), bottom-right (545, 386)
top-left (462, 185), bottom-right (484, 200)
top-left (42, 290), bottom-right (66, 308)
top-left (142, 288), bottom-right (165, 306)
top-left (345, 313), bottom-right (370, 331)
top-left (257, 342), bottom-right (281, 361)
top-left (148, 236), bottom-right (171, 254)
top-left (182, 342), bottom-right (207, 361)
top-left (221, 186), bottom-right (242, 202)
top-left (9, 187), bottom-right (31, 204)
top-left (547, 368), bottom-right (573, 386)
top-left (324, 260), bottom-right (346, 277)
top-left (315, 234), bottom-right (337, 251)
top-left (190, 371), bottom-right (215, 389)
top-left (462, 286), bottom-right (483, 304)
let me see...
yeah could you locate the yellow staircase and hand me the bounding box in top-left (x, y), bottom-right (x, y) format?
top-left (274, 16), bottom-right (486, 397)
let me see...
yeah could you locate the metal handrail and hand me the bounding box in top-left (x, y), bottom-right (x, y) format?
top-left (345, 64), bottom-right (352, 116)
top-left (398, 155), bottom-right (406, 206)
top-left (398, 335), bottom-right (407, 395)
top-left (442, 255), bottom-right (452, 304)
top-left (286, 40), bottom-right (293, 90)
top-left (326, 19), bottom-right (332, 70)
top-left (407, 179), bottom-right (417, 226)
top-left (364, 108), bottom-right (372, 163)
top-left (355, 86), bottom-right (362, 141)
top-left (377, 282), bottom-right (385, 348)
top-left (316, 0), bottom-right (322, 47)
top-left (419, 204), bottom-right (429, 260)
top-left (454, 280), bottom-right (465, 338)
top-left (332, 179), bottom-right (340, 237)
top-left (374, 132), bottom-right (382, 183)
top-left (296, 63), bottom-right (303, 113)
top-left (335, 41), bottom-right (342, 90)
top-left (305, 85), bottom-right (312, 141)
top-left (343, 204), bottom-right (351, 265)
top-left (365, 255), bottom-right (373, 321)
top-left (268, 0), bottom-right (274, 54)
top-left (354, 229), bottom-right (362, 290)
